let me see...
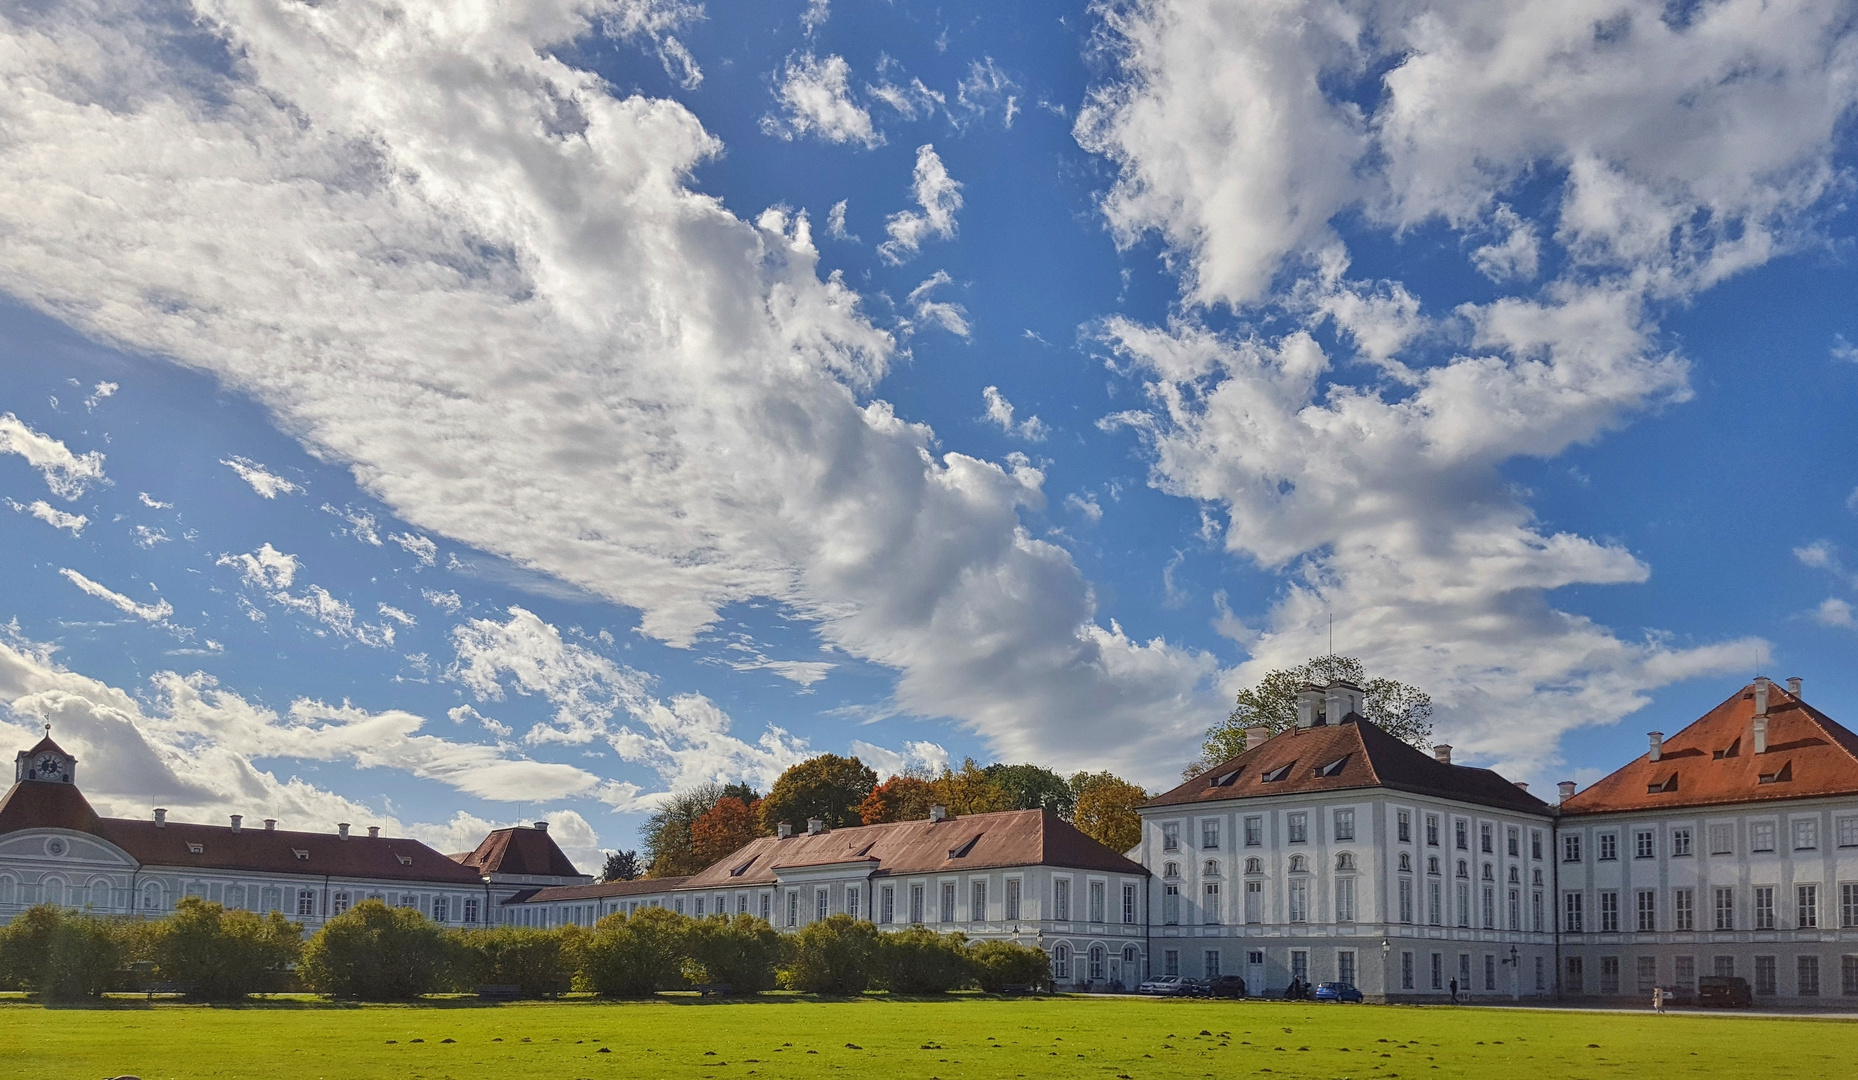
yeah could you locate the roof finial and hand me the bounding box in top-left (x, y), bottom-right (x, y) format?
top-left (43, 722), bottom-right (51, 737)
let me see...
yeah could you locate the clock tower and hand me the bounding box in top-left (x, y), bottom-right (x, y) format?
top-left (14, 730), bottom-right (75, 785)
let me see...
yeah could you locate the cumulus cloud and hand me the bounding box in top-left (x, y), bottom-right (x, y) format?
top-left (981, 386), bottom-right (1049, 442)
top-left (879, 145), bottom-right (963, 263)
top-left (762, 52), bottom-right (882, 148)
top-left (907, 270), bottom-right (970, 337)
top-left (85, 381), bottom-right (118, 409)
top-left (826, 199), bottom-right (857, 242)
top-left (0, 412), bottom-right (106, 498)
top-left (217, 543), bottom-right (300, 591)
top-left (848, 738), bottom-right (949, 780)
top-left (58, 568), bottom-right (173, 623)
top-left (221, 456), bottom-right (300, 499)
top-left (1815, 597), bottom-right (1855, 628)
top-left (392, 532), bottom-right (438, 565)
top-left (9, 498), bottom-right (86, 535)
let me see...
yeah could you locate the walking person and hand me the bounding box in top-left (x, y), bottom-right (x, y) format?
top-left (1449, 977), bottom-right (1458, 1005)
top-left (1653, 986), bottom-right (1666, 1014)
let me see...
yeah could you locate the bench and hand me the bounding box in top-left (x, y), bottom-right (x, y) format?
top-left (691, 984), bottom-right (733, 997)
top-left (144, 981), bottom-right (193, 1001)
top-left (476, 984), bottom-right (524, 1001)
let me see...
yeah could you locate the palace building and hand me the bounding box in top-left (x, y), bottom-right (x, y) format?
top-left (3, 676), bottom-right (1857, 1003)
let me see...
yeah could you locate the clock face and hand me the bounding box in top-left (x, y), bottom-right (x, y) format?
top-left (36, 756), bottom-right (61, 779)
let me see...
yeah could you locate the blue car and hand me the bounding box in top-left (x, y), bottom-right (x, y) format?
top-left (1312, 981), bottom-right (1364, 1003)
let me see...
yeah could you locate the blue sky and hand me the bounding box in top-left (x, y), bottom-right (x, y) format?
top-left (1, 0), bottom-right (1856, 867)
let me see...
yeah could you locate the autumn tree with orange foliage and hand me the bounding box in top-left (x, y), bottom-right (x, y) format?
top-left (858, 775), bottom-right (937, 824)
top-left (690, 796), bottom-right (764, 866)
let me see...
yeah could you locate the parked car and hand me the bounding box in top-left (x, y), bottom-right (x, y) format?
top-left (1312, 981), bottom-right (1364, 1004)
top-left (1656, 984), bottom-right (1695, 1007)
top-left (1179, 978), bottom-right (1213, 998)
top-left (1206, 975), bottom-right (1249, 999)
top-left (1137, 975), bottom-right (1192, 996)
top-left (1697, 976), bottom-right (1753, 1008)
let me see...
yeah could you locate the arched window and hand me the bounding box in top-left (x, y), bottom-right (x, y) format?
top-left (1532, 868), bottom-right (1544, 887)
top-left (1244, 857), bottom-right (1263, 875)
top-left (1335, 852), bottom-right (1355, 871)
top-left (1203, 860), bottom-right (1220, 877)
top-left (1398, 853), bottom-right (1412, 871)
top-left (1123, 944), bottom-right (1139, 963)
top-left (1163, 862), bottom-right (1179, 878)
top-left (88, 878), bottom-right (115, 912)
top-left (1427, 856), bottom-right (1440, 875)
top-left (1481, 864), bottom-right (1494, 882)
top-left (1456, 859), bottom-right (1469, 879)
top-left (1053, 942), bottom-right (1072, 979)
top-left (1088, 945), bottom-right (1106, 981)
top-left (0, 876), bottom-right (15, 905)
top-left (41, 877), bottom-right (65, 907)
top-left (142, 882), bottom-right (164, 911)
top-left (1289, 854), bottom-right (1308, 873)
top-left (1508, 866), bottom-right (1520, 884)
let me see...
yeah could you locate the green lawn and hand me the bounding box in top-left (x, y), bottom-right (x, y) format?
top-left (6, 995), bottom-right (1854, 1079)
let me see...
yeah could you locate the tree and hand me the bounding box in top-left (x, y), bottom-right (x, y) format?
top-left (858, 774), bottom-right (937, 824)
top-left (778, 914), bottom-right (878, 996)
top-left (642, 783), bottom-right (722, 878)
top-left (720, 782), bottom-right (761, 805)
top-left (985, 763), bottom-right (1076, 817)
top-left (874, 927), bottom-right (974, 994)
top-left (931, 758), bottom-right (1012, 816)
top-left (600, 849), bottom-right (643, 882)
top-left (1070, 771), bottom-right (1147, 854)
top-left (687, 913), bottom-right (785, 994)
top-left (151, 896), bottom-right (302, 1000)
top-left (969, 939), bottom-right (1055, 992)
top-left (450, 926), bottom-right (581, 998)
top-left (691, 796), bottom-right (762, 867)
top-left (1190, 653), bottom-right (1434, 776)
top-left (0, 904), bottom-right (126, 1001)
top-left (583, 907), bottom-right (692, 997)
top-left (299, 899), bottom-right (451, 1000)
top-left (759, 755), bottom-right (876, 835)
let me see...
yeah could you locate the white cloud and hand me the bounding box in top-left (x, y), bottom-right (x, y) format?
top-left (9, 498), bottom-right (86, 535)
top-left (217, 543), bottom-right (395, 646)
top-left (981, 386), bottom-right (1049, 442)
top-left (130, 524), bottom-right (170, 548)
top-left (1834, 335), bottom-right (1858, 364)
top-left (762, 52), bottom-right (882, 148)
top-left (392, 532), bottom-right (438, 565)
top-left (221, 456), bottom-right (300, 499)
top-left (58, 568), bottom-right (172, 622)
top-left (906, 271), bottom-right (970, 337)
top-left (955, 57), bottom-right (1018, 128)
top-left (326, 504), bottom-right (382, 545)
top-left (137, 492), bottom-right (172, 510)
top-left (1471, 205), bottom-right (1541, 283)
top-left (423, 588), bottom-right (463, 613)
top-left (801, 0), bottom-right (830, 36)
top-left (826, 199), bottom-right (857, 242)
top-left (1815, 597), bottom-right (1855, 628)
top-left (1064, 492), bottom-right (1103, 522)
top-left (217, 543), bottom-right (300, 591)
top-left (848, 738), bottom-right (949, 780)
top-left (879, 145), bottom-right (963, 263)
top-left (0, 412), bottom-right (106, 498)
top-left (85, 381), bottom-right (117, 409)
top-left (868, 76), bottom-right (944, 120)
top-left (378, 603), bottom-right (417, 626)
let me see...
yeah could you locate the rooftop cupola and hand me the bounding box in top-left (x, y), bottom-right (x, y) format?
top-left (1295, 683), bottom-right (1325, 729)
top-left (1325, 680), bottom-right (1365, 724)
top-left (14, 729), bottom-right (76, 785)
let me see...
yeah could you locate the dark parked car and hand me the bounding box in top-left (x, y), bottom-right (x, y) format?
top-left (1312, 981), bottom-right (1364, 1004)
top-left (1206, 975), bottom-right (1248, 999)
top-left (1697, 976), bottom-right (1752, 1008)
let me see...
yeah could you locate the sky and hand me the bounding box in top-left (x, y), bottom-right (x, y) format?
top-left (1, 0), bottom-right (1856, 870)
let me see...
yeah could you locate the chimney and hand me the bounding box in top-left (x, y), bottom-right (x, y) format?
top-left (1513, 781), bottom-right (1529, 793)
top-left (1296, 683), bottom-right (1324, 729)
top-left (338, 822), bottom-right (350, 840)
top-left (1753, 676), bottom-right (1770, 716)
top-left (806, 818), bottom-right (825, 835)
top-left (929, 804), bottom-right (948, 823)
top-left (367, 826), bottom-right (380, 839)
top-left (1754, 715), bottom-right (1769, 755)
top-left (1432, 744), bottom-right (1453, 765)
top-left (1648, 732), bottom-right (1663, 762)
top-left (534, 821), bottom-right (549, 833)
top-left (1557, 781), bottom-right (1576, 803)
top-left (153, 808), bottom-right (167, 827)
top-left (1787, 676), bottom-right (1802, 698)
top-left (777, 822), bottom-right (793, 838)
top-left (263, 819), bottom-right (276, 832)
top-left (1245, 725), bottom-right (1269, 752)
top-left (230, 814), bottom-right (243, 833)
top-left (1328, 680), bottom-right (1363, 721)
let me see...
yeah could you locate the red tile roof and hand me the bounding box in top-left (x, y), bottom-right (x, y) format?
top-left (522, 877), bottom-right (691, 903)
top-left (0, 779), bottom-right (102, 835)
top-left (1143, 716), bottom-right (1551, 815)
top-left (452, 826), bottom-right (584, 879)
top-left (676, 808), bottom-right (1148, 890)
top-left (1560, 682), bottom-right (1858, 815)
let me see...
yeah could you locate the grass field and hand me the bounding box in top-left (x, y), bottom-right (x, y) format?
top-left (6, 996), bottom-right (1856, 1080)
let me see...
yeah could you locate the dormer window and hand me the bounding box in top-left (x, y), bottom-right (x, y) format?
top-left (730, 856), bottom-right (757, 877)
top-left (1646, 773), bottom-right (1678, 794)
top-left (1313, 756), bottom-right (1349, 778)
top-left (293, 849), bottom-right (310, 860)
top-left (1713, 738), bottom-right (1741, 760)
top-left (948, 836), bottom-right (981, 859)
top-left (1261, 763), bottom-right (1294, 783)
top-left (396, 854), bottom-right (414, 866)
top-left (186, 842), bottom-right (204, 854)
top-left (1210, 768), bottom-right (1242, 787)
top-left (1758, 761), bottom-right (1793, 785)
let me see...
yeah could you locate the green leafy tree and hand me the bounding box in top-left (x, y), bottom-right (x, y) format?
top-left (930, 758), bottom-right (1013, 816)
top-left (720, 782), bottom-right (761, 804)
top-left (299, 899), bottom-right (451, 1000)
top-left (968, 939), bottom-right (1055, 992)
top-left (1190, 654), bottom-right (1434, 776)
top-left (600, 849), bottom-right (643, 882)
top-left (450, 926), bottom-right (580, 998)
top-left (642, 783), bottom-right (722, 878)
top-left (1069, 771), bottom-right (1147, 854)
top-left (875, 926), bottom-right (974, 994)
top-left (687, 914), bottom-right (785, 994)
top-left (0, 904), bottom-right (126, 1001)
top-left (758, 755), bottom-right (877, 835)
top-left (582, 906), bottom-right (692, 997)
top-left (984, 763), bottom-right (1076, 816)
top-left (151, 896), bottom-right (302, 1000)
top-left (778, 913), bottom-right (877, 996)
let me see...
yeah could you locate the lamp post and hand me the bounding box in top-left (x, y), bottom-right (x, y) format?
top-left (1381, 938), bottom-right (1391, 1001)
top-left (1504, 944), bottom-right (1520, 1001)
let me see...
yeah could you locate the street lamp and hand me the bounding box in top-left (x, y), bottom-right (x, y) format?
top-left (1381, 938), bottom-right (1390, 999)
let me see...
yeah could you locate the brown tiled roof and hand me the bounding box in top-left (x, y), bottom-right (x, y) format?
top-left (676, 809), bottom-right (1148, 890)
top-left (0, 780), bottom-right (102, 835)
top-left (20, 734), bottom-right (72, 760)
top-left (1143, 716), bottom-right (1551, 816)
top-left (452, 826), bottom-right (584, 879)
top-left (522, 877), bottom-right (690, 903)
top-left (1561, 682), bottom-right (1858, 815)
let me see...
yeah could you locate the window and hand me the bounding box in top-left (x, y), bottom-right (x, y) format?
top-left (1482, 886), bottom-right (1494, 929)
top-left (1202, 819), bottom-right (1221, 849)
top-left (1536, 956), bottom-right (1547, 992)
top-left (1709, 823), bottom-right (1733, 855)
top-left (971, 880), bottom-right (986, 921)
top-left (1755, 955), bottom-right (1777, 996)
top-left (1674, 888), bottom-right (1694, 931)
top-left (1460, 953), bottom-right (1472, 988)
top-left (1844, 955), bottom-right (1858, 996)
top-left (1333, 809), bottom-right (1355, 841)
top-left (1508, 865), bottom-right (1520, 885)
top-left (1457, 883), bottom-right (1470, 928)
top-left (1634, 830), bottom-right (1655, 859)
top-left (1162, 822), bottom-right (1180, 851)
top-left (1457, 859), bottom-right (1469, 879)
top-left (1336, 877), bottom-right (1356, 923)
top-left (1291, 950), bottom-right (1309, 982)
top-left (1485, 953), bottom-right (1497, 991)
top-left (1481, 863), bottom-right (1494, 882)
top-left (1508, 889), bottom-right (1520, 931)
top-left (1054, 879), bottom-right (1070, 921)
top-left (1399, 878), bottom-right (1413, 923)
top-left (1798, 884), bottom-right (1819, 929)
top-left (1676, 955), bottom-right (1696, 993)
top-left (1204, 949), bottom-right (1221, 979)
top-left (1600, 891), bottom-right (1619, 932)
top-left (1005, 878), bottom-right (1021, 921)
top-left (1428, 881), bottom-right (1443, 926)
top-left (1456, 820), bottom-right (1469, 850)
top-left (1336, 852), bottom-right (1355, 871)
top-left (1564, 956), bottom-right (1584, 994)
top-left (1244, 816), bottom-right (1263, 846)
top-left (1426, 814), bottom-right (1440, 847)
top-left (817, 889), bottom-right (830, 923)
top-left (940, 882), bottom-right (956, 923)
top-left (1431, 952), bottom-right (1444, 990)
top-left (1480, 824), bottom-right (1493, 854)
top-left (1339, 950), bottom-right (1356, 987)
top-left (1754, 886), bottom-right (1776, 930)
top-left (846, 886), bottom-right (860, 921)
top-left (788, 890), bottom-right (800, 928)
top-left (1564, 892), bottom-right (1584, 933)
top-left (463, 898), bottom-right (479, 924)
top-left (1399, 853), bottom-right (1411, 871)
top-left (433, 897), bottom-right (448, 923)
top-left (1288, 880), bottom-right (1308, 922)
top-left (1800, 956), bottom-right (1821, 996)
top-left (1752, 821), bottom-right (1776, 852)
top-left (1088, 945), bottom-right (1105, 981)
top-left (1597, 833), bottom-right (1618, 861)
top-left (1164, 949), bottom-right (1179, 977)
top-left (1428, 856), bottom-right (1440, 875)
top-left (1636, 890), bottom-right (1655, 932)
top-left (1053, 942), bottom-right (1072, 979)
top-left (1244, 880), bottom-right (1262, 923)
top-left (1089, 881), bottom-right (1106, 923)
top-left (910, 883), bottom-right (925, 924)
top-left (1637, 956), bottom-right (1658, 994)
top-left (1795, 819), bottom-right (1820, 851)
top-left (1123, 883), bottom-right (1137, 925)
top-left (1507, 827), bottom-right (1520, 858)
top-left (880, 885), bottom-right (894, 924)
top-left (1398, 810), bottom-right (1412, 843)
top-left (1290, 854), bottom-right (1308, 873)
top-left (1287, 812), bottom-right (1308, 844)
top-left (695, 897), bottom-right (705, 916)
top-left (1672, 828), bottom-right (1693, 856)
top-left (1531, 830), bottom-right (1543, 860)
top-left (1600, 956), bottom-right (1620, 995)
top-left (1563, 834), bottom-right (1582, 863)
top-left (297, 890), bottom-right (317, 917)
top-left (1204, 859), bottom-right (1220, 877)
top-left (1840, 817), bottom-right (1858, 848)
top-left (1714, 887), bottom-right (1735, 931)
top-left (1402, 951), bottom-right (1415, 990)
top-left (760, 893), bottom-right (772, 921)
top-left (1163, 884), bottom-right (1180, 925)
top-left (1844, 883), bottom-right (1858, 929)
top-left (1163, 861), bottom-right (1179, 878)
top-left (332, 892), bottom-right (351, 916)
top-left (1245, 857), bottom-right (1263, 874)
top-left (1532, 891), bottom-right (1544, 932)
